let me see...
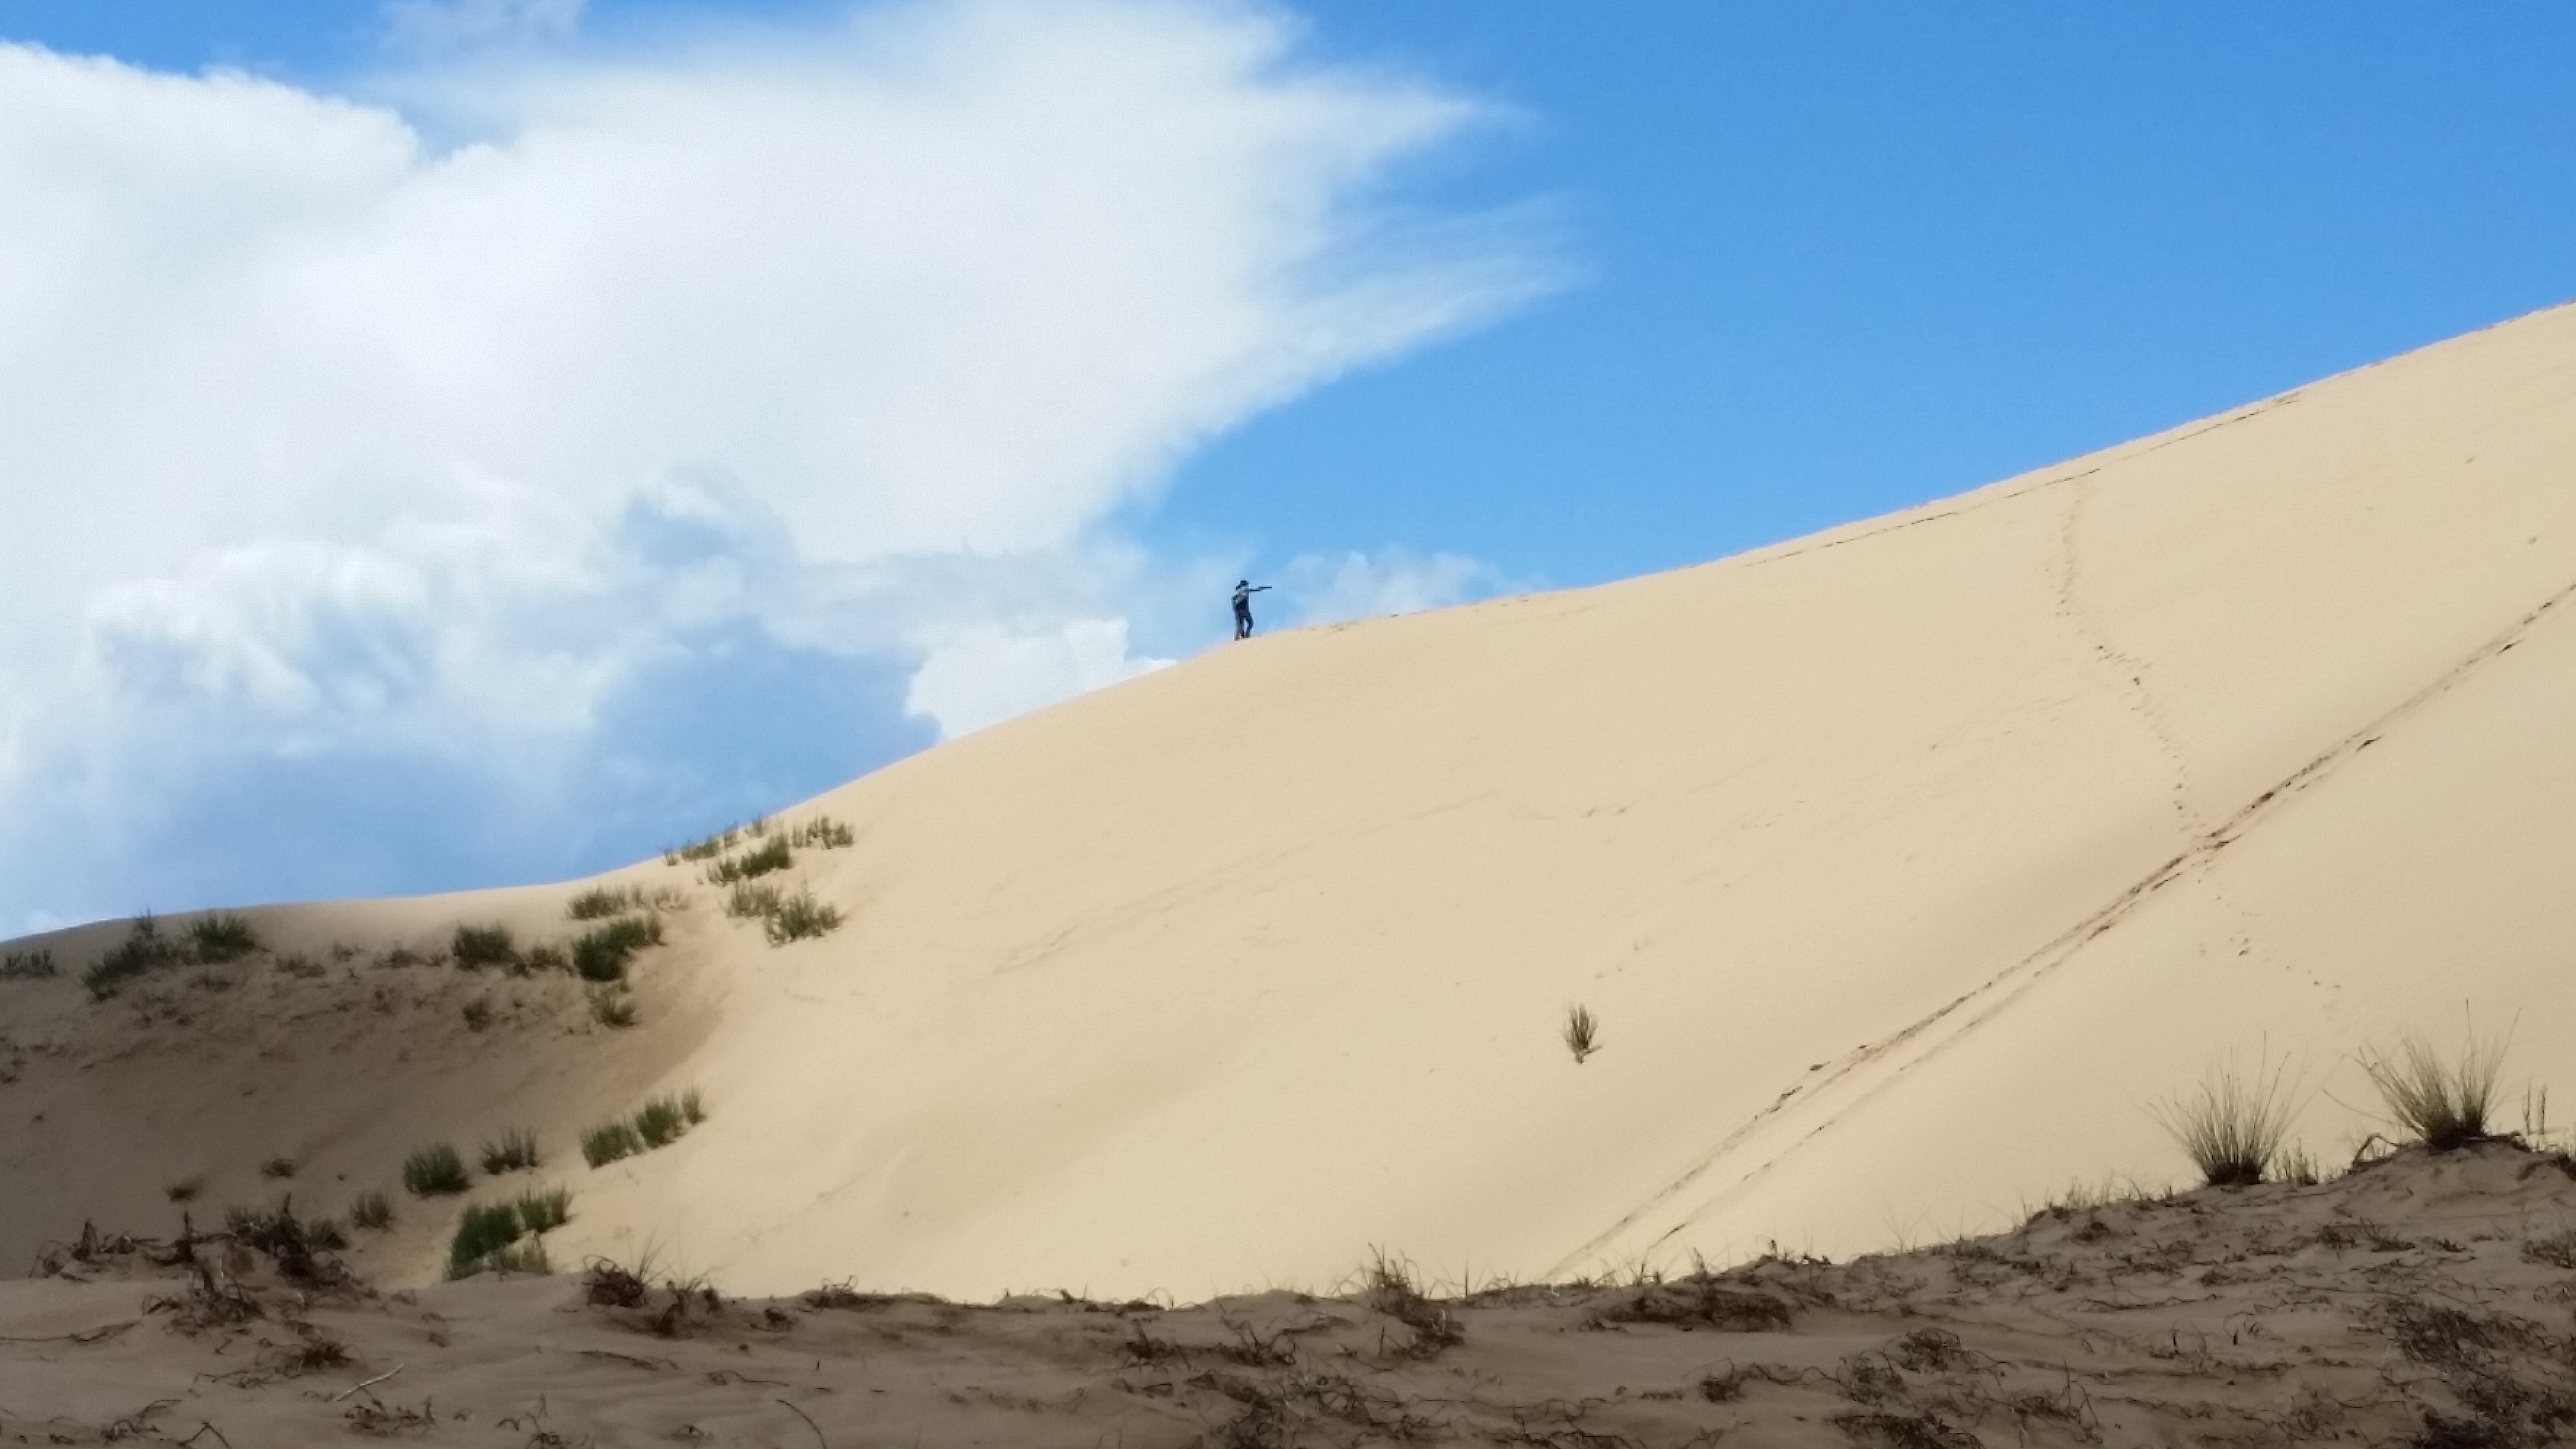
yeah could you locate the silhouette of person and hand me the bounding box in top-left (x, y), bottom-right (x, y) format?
top-left (1231, 579), bottom-right (1271, 640)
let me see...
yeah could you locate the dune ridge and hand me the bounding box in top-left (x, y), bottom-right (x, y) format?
top-left (7, 299), bottom-right (2576, 1302)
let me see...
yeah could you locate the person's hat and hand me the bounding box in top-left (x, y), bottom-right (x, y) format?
top-left (1237, 579), bottom-right (1249, 587)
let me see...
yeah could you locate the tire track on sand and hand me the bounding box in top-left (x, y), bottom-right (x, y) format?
top-left (1546, 570), bottom-right (2576, 1279)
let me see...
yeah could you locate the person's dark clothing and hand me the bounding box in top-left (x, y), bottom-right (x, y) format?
top-left (1232, 581), bottom-right (1269, 640)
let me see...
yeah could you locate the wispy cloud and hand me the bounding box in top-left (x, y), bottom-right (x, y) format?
top-left (0, 0), bottom-right (1550, 931)
top-left (383, 0), bottom-right (586, 54)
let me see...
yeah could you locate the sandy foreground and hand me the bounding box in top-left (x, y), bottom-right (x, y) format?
top-left (9, 299), bottom-right (2576, 1307)
top-left (8, 1144), bottom-right (2576, 1446)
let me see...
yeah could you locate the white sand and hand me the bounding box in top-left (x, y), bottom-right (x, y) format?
top-left (7, 300), bottom-right (2576, 1301)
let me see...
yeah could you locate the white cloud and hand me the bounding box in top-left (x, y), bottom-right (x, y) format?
top-left (906, 619), bottom-right (1173, 739)
top-left (1280, 547), bottom-right (1516, 627)
top-left (0, 1), bottom-right (1547, 926)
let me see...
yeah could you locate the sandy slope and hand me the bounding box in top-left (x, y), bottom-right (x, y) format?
top-left (9, 1144), bottom-right (2576, 1447)
top-left (8, 300), bottom-right (2576, 1300)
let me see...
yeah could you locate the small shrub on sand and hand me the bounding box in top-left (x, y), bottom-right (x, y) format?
top-left (165, 1176), bottom-right (204, 1203)
top-left (567, 886), bottom-right (643, 921)
top-left (706, 836), bottom-right (793, 886)
top-left (188, 912), bottom-right (260, 963)
top-left (461, 996), bottom-right (494, 1031)
top-left (681, 1087), bottom-right (705, 1125)
top-left (2361, 1030), bottom-right (2508, 1151)
top-left (2154, 1054), bottom-right (2299, 1187)
top-left (725, 882), bottom-right (783, 920)
top-left (633, 1095), bottom-right (689, 1149)
top-left (514, 1186), bottom-right (572, 1234)
top-left (0, 949), bottom-right (55, 980)
top-left (260, 1156), bottom-right (297, 1180)
top-left (450, 924), bottom-right (517, 971)
top-left (402, 1142), bottom-right (469, 1197)
top-left (520, 943), bottom-right (570, 975)
top-left (666, 826), bottom-right (737, 865)
top-left (571, 917), bottom-right (662, 982)
top-left (1562, 1004), bottom-right (1602, 1064)
top-left (765, 889), bottom-right (841, 945)
top-left (274, 952), bottom-right (326, 979)
top-left (480, 1129), bottom-right (539, 1175)
top-left (582, 1120), bottom-right (644, 1168)
top-left (349, 1191), bottom-right (394, 1231)
top-left (447, 1201), bottom-right (525, 1278)
top-left (589, 985), bottom-right (638, 1028)
top-left (81, 915), bottom-right (186, 998)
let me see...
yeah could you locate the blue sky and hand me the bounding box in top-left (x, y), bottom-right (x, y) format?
top-left (2, 0), bottom-right (2572, 931)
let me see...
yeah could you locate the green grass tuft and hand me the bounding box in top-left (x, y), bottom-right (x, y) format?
top-left (402, 1142), bottom-right (470, 1197)
top-left (681, 1087), bottom-right (705, 1125)
top-left (764, 889), bottom-right (842, 945)
top-left (450, 923), bottom-right (518, 970)
top-left (0, 949), bottom-right (55, 980)
top-left (705, 836), bottom-right (793, 886)
top-left (81, 915), bottom-right (187, 999)
top-left (725, 882), bottom-right (783, 920)
top-left (188, 912), bottom-right (260, 963)
top-left (520, 942), bottom-right (569, 975)
top-left (446, 1201), bottom-right (524, 1278)
top-left (349, 1191), bottom-right (394, 1231)
top-left (788, 815), bottom-right (855, 850)
top-left (581, 1120), bottom-right (644, 1168)
top-left (567, 886), bottom-right (643, 921)
top-left (633, 1095), bottom-right (689, 1149)
top-left (480, 1129), bottom-right (539, 1175)
top-left (513, 1186), bottom-right (572, 1234)
top-left (571, 916), bottom-right (663, 982)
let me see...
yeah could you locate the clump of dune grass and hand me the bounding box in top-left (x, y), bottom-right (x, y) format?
top-left (514, 1186), bottom-right (572, 1234)
top-left (2154, 1053), bottom-right (2301, 1187)
top-left (665, 826), bottom-right (738, 865)
top-left (447, 1201), bottom-right (527, 1279)
top-left (571, 916), bottom-right (663, 982)
top-left (461, 996), bottom-right (494, 1031)
top-left (81, 915), bottom-right (187, 999)
top-left (567, 886), bottom-right (645, 921)
top-left (1562, 1004), bottom-right (1601, 1064)
top-left (165, 1176), bottom-right (204, 1203)
top-left (581, 1120), bottom-right (644, 1168)
top-left (765, 889), bottom-right (842, 945)
top-left (188, 912), bottom-right (260, 963)
top-left (787, 815), bottom-right (855, 850)
top-left (450, 923), bottom-right (518, 971)
top-left (589, 986), bottom-right (638, 1029)
top-left (274, 952), bottom-right (326, 979)
top-left (681, 1087), bottom-right (705, 1125)
top-left (2362, 1030), bottom-right (2509, 1151)
top-left (259, 1156), bottom-right (297, 1180)
top-left (725, 882), bottom-right (783, 920)
top-left (402, 1142), bottom-right (469, 1197)
top-left (520, 943), bottom-right (569, 975)
top-left (706, 836), bottom-right (793, 886)
top-left (480, 1129), bottom-right (539, 1175)
top-left (349, 1191), bottom-right (394, 1231)
top-left (633, 1095), bottom-right (689, 1149)
top-left (1, 949), bottom-right (55, 980)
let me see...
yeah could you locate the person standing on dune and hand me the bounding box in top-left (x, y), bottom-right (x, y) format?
top-left (1231, 580), bottom-right (1271, 640)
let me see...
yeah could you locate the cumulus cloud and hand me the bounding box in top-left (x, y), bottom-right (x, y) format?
top-left (1280, 547), bottom-right (1517, 626)
top-left (0, 0), bottom-right (1546, 930)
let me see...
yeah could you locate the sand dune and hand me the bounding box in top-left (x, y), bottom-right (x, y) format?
top-left (7, 300), bottom-right (2576, 1302)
